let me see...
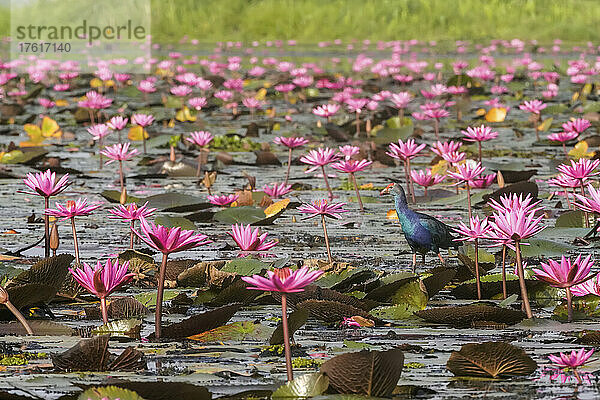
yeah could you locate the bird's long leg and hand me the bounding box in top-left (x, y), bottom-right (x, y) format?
top-left (437, 253), bottom-right (446, 265)
top-left (412, 253), bottom-right (417, 273)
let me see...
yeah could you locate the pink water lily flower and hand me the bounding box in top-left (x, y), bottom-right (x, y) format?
top-left (573, 184), bottom-right (600, 214)
top-left (338, 145), bottom-right (360, 159)
top-left (242, 266), bottom-right (324, 381)
top-left (228, 223), bottom-right (278, 252)
top-left (186, 131), bottom-right (214, 147)
top-left (274, 136), bottom-right (309, 149)
top-left (563, 118), bottom-right (591, 134)
top-left (462, 125), bottom-right (498, 161)
top-left (534, 255), bottom-right (594, 289)
top-left (312, 104), bottom-right (340, 120)
top-left (207, 194), bottom-right (239, 206)
top-left (108, 202), bottom-right (156, 222)
top-left (488, 193), bottom-right (543, 214)
top-left (87, 124), bottom-right (110, 141)
top-left (133, 216), bottom-right (211, 255)
top-left (100, 143), bottom-right (139, 164)
top-left (471, 173), bottom-right (497, 189)
top-left (242, 266), bottom-right (323, 293)
top-left (557, 159), bottom-right (600, 186)
top-left (571, 274), bottom-right (600, 297)
top-left (548, 130), bottom-right (579, 158)
top-left (430, 140), bottom-right (462, 158)
top-left (188, 97), bottom-right (208, 110)
top-left (410, 169), bottom-right (445, 196)
top-left (70, 259), bottom-right (134, 324)
top-left (45, 198), bottom-right (102, 220)
top-left (331, 159), bottom-right (372, 213)
top-left (519, 99), bottom-right (547, 114)
top-left (548, 348), bottom-right (594, 368)
top-left (22, 169), bottom-right (69, 198)
top-left (107, 116), bottom-right (128, 131)
top-left (387, 139), bottom-right (426, 161)
top-left (447, 161), bottom-right (486, 185)
top-left (300, 148), bottom-right (340, 199)
top-left (454, 215), bottom-right (492, 299)
top-left (263, 182), bottom-right (293, 198)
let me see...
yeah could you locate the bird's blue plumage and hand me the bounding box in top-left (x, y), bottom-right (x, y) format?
top-left (388, 183), bottom-right (458, 256)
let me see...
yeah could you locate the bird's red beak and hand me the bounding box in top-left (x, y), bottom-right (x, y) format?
top-left (380, 183), bottom-right (394, 195)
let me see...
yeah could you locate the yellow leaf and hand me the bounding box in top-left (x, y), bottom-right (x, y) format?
top-left (22, 123), bottom-right (44, 146)
top-left (105, 79), bottom-right (115, 87)
top-left (255, 88), bottom-right (267, 101)
top-left (273, 123), bottom-right (281, 131)
top-left (263, 81), bottom-right (272, 89)
top-left (568, 141), bottom-right (595, 159)
top-left (128, 125), bottom-right (148, 141)
top-left (582, 83), bottom-right (593, 98)
top-left (475, 108), bottom-right (486, 117)
top-left (90, 78), bottom-right (103, 88)
top-left (386, 209), bottom-right (398, 220)
top-left (175, 106), bottom-right (196, 122)
top-left (572, 91), bottom-right (580, 102)
top-left (41, 117), bottom-right (62, 138)
top-left (485, 107), bottom-right (507, 123)
top-left (167, 119), bottom-right (175, 128)
top-left (431, 159), bottom-right (448, 176)
top-left (496, 171), bottom-right (505, 188)
top-left (359, 182), bottom-right (374, 190)
top-left (264, 199), bottom-right (290, 218)
top-left (537, 117), bottom-right (553, 132)
top-left (55, 99), bottom-right (69, 107)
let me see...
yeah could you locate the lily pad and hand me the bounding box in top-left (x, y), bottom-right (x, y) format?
top-left (446, 342), bottom-right (536, 378)
top-left (154, 215), bottom-right (196, 230)
top-left (272, 372), bottom-right (329, 399)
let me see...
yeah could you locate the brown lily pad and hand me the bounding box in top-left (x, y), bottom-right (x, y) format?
top-left (276, 285), bottom-right (377, 311)
top-left (482, 181), bottom-right (538, 204)
top-left (0, 320), bottom-right (75, 336)
top-left (422, 266), bottom-right (456, 297)
top-left (8, 254), bottom-right (74, 289)
top-left (269, 308), bottom-right (309, 345)
top-left (446, 341), bottom-right (537, 378)
top-left (85, 297), bottom-right (149, 320)
top-left (321, 348), bottom-right (404, 397)
top-left (52, 335), bottom-right (145, 372)
top-left (415, 304), bottom-right (526, 328)
top-left (148, 303), bottom-right (241, 340)
top-left (296, 300), bottom-right (383, 325)
top-left (5, 283), bottom-right (58, 310)
top-left (176, 260), bottom-right (231, 287)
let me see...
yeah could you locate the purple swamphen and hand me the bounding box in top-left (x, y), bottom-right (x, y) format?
top-left (381, 182), bottom-right (459, 271)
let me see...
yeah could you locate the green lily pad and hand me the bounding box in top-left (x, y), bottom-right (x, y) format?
top-left (272, 372), bottom-right (329, 399)
top-left (91, 319), bottom-right (142, 338)
top-left (78, 386), bottom-right (145, 400)
top-left (372, 126), bottom-right (413, 145)
top-left (214, 206), bottom-right (267, 224)
top-left (143, 192), bottom-right (209, 212)
top-left (222, 257), bottom-right (269, 275)
top-left (100, 190), bottom-right (141, 204)
top-left (553, 294), bottom-right (600, 321)
top-left (370, 303), bottom-right (421, 320)
top-left (555, 210), bottom-right (587, 228)
top-left (134, 289), bottom-right (179, 308)
top-left (516, 239), bottom-right (575, 258)
top-left (154, 215), bottom-right (196, 230)
top-left (0, 149), bottom-right (47, 165)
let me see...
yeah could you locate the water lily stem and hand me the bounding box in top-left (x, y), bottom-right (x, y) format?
top-left (155, 253), bottom-right (169, 340)
top-left (501, 245), bottom-right (507, 299)
top-left (5, 300), bottom-right (33, 335)
top-left (466, 184), bottom-right (472, 220)
top-left (321, 166), bottom-right (333, 200)
top-left (515, 240), bottom-right (533, 319)
top-left (284, 148), bottom-right (292, 184)
top-left (475, 239), bottom-right (481, 300)
top-left (100, 296), bottom-right (109, 325)
top-left (118, 160), bottom-right (125, 194)
top-left (321, 215), bottom-right (333, 264)
top-left (130, 221), bottom-right (135, 250)
top-left (281, 294), bottom-right (293, 382)
top-left (406, 158), bottom-right (416, 203)
top-left (70, 217), bottom-right (80, 265)
top-left (44, 197), bottom-right (50, 258)
top-left (566, 286), bottom-right (574, 323)
top-left (350, 173), bottom-right (364, 213)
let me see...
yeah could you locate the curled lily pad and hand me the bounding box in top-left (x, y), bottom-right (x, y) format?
top-left (269, 308), bottom-right (309, 345)
top-left (52, 335), bottom-right (145, 372)
top-left (272, 372), bottom-right (329, 399)
top-left (148, 303), bottom-right (241, 340)
top-left (296, 300), bottom-right (383, 325)
top-left (91, 319), bottom-right (142, 338)
top-left (320, 348), bottom-right (404, 397)
top-left (446, 342), bottom-right (537, 378)
top-left (415, 304), bottom-right (526, 328)
top-left (0, 320), bottom-right (74, 336)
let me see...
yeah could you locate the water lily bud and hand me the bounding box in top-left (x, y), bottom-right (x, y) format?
top-left (49, 222), bottom-right (59, 252)
top-left (0, 286), bottom-right (8, 304)
top-left (120, 186), bottom-right (127, 205)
